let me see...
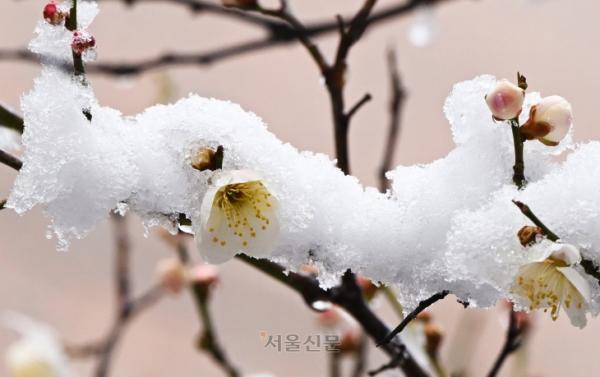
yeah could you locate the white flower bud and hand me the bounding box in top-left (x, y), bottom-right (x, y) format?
top-left (522, 95), bottom-right (573, 146)
top-left (485, 80), bottom-right (525, 121)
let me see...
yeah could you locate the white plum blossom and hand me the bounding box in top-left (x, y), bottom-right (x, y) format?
top-left (3, 313), bottom-right (75, 377)
top-left (513, 243), bottom-right (591, 327)
top-left (193, 170), bottom-right (279, 264)
top-left (9, 0), bottom-right (600, 324)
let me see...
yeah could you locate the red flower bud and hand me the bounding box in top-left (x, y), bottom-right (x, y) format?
top-left (71, 31), bottom-right (96, 56)
top-left (43, 2), bottom-right (65, 25)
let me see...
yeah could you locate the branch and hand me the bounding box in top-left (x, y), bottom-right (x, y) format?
top-left (0, 0), bottom-right (457, 76)
top-left (92, 214), bottom-right (165, 377)
top-left (112, 213), bottom-right (132, 314)
top-left (512, 200), bottom-right (559, 242)
top-left (513, 199), bottom-right (600, 285)
top-left (175, 237), bottom-right (240, 377)
top-left (236, 255), bottom-right (429, 377)
top-left (99, 0), bottom-right (287, 30)
top-left (0, 148), bottom-right (22, 171)
top-left (346, 93), bottom-right (373, 120)
top-left (510, 120), bottom-right (526, 189)
top-left (487, 307), bottom-right (523, 377)
top-left (0, 104), bottom-right (24, 134)
top-left (378, 49), bottom-right (405, 192)
top-left (378, 290), bottom-right (449, 346)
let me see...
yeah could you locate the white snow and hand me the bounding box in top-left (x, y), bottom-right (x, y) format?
top-left (8, 0), bottom-right (600, 320)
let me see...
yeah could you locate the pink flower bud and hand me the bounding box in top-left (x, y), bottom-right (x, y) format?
top-left (339, 327), bottom-right (363, 353)
top-left (43, 2), bottom-right (65, 25)
top-left (485, 80), bottom-right (525, 121)
top-left (155, 258), bottom-right (187, 294)
top-left (71, 31), bottom-right (96, 56)
top-left (191, 264), bottom-right (220, 287)
top-left (521, 95), bottom-right (573, 146)
top-left (317, 308), bottom-right (341, 328)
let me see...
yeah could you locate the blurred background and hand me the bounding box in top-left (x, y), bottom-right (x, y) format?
top-left (1, 0), bottom-right (600, 376)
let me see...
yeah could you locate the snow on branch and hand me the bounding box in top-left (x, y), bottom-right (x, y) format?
top-left (8, 0), bottom-right (600, 327)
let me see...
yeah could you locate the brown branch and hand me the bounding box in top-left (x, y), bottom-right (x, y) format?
top-left (99, 0), bottom-right (286, 29)
top-left (229, 4), bottom-right (427, 375)
top-left (513, 199), bottom-right (600, 285)
top-left (236, 255), bottom-right (429, 377)
top-left (249, 0), bottom-right (378, 174)
top-left (174, 237), bottom-right (241, 377)
top-left (0, 148), bottom-right (22, 171)
top-left (378, 290), bottom-right (449, 346)
top-left (512, 200), bottom-right (559, 242)
top-left (112, 213), bottom-right (132, 314)
top-left (90, 214), bottom-right (165, 377)
top-left (0, 104), bottom-right (24, 134)
top-left (0, 199), bottom-right (6, 210)
top-left (487, 307), bottom-right (523, 377)
top-left (351, 336), bottom-right (368, 377)
top-left (378, 49), bottom-right (405, 192)
top-left (0, 0), bottom-right (457, 76)
top-left (329, 350), bottom-right (341, 377)
top-left (346, 93), bottom-right (373, 121)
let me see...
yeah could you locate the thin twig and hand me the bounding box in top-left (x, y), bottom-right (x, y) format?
top-left (66, 285), bottom-right (164, 359)
top-left (65, 0), bottom-right (86, 77)
top-left (251, 0), bottom-right (377, 174)
top-left (346, 93), bottom-right (373, 120)
top-left (94, 213), bottom-right (129, 376)
top-left (0, 148), bottom-right (22, 171)
top-left (112, 213), bottom-right (132, 314)
top-left (351, 336), bottom-right (368, 377)
top-left (487, 307), bottom-right (523, 377)
top-left (0, 0), bottom-right (456, 76)
top-left (510, 120), bottom-right (526, 189)
top-left (175, 237), bottom-right (240, 377)
top-left (368, 352), bottom-right (404, 376)
top-left (329, 351), bottom-right (341, 377)
top-left (378, 290), bottom-right (450, 346)
top-left (513, 199), bottom-right (600, 285)
top-left (512, 200), bottom-right (559, 241)
top-left (378, 49), bottom-right (405, 192)
top-left (0, 104), bottom-right (24, 134)
top-left (99, 0), bottom-right (286, 29)
top-left (91, 214), bottom-right (166, 377)
top-left (236, 256), bottom-right (429, 377)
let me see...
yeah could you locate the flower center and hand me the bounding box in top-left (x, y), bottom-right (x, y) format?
top-left (210, 181), bottom-right (274, 248)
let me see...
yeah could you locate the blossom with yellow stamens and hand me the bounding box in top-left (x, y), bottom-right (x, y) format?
top-left (512, 243), bottom-right (591, 328)
top-left (195, 170), bottom-right (279, 264)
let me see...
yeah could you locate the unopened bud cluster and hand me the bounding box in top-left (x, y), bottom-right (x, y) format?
top-left (42, 2), bottom-right (97, 57)
top-left (485, 77), bottom-right (573, 146)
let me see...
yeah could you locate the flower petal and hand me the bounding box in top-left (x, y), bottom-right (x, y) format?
top-left (556, 267), bottom-right (590, 328)
top-left (549, 243), bottom-right (581, 266)
top-left (195, 175), bottom-right (279, 263)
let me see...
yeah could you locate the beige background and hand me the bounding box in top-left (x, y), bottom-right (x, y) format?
top-left (2, 0), bottom-right (600, 376)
